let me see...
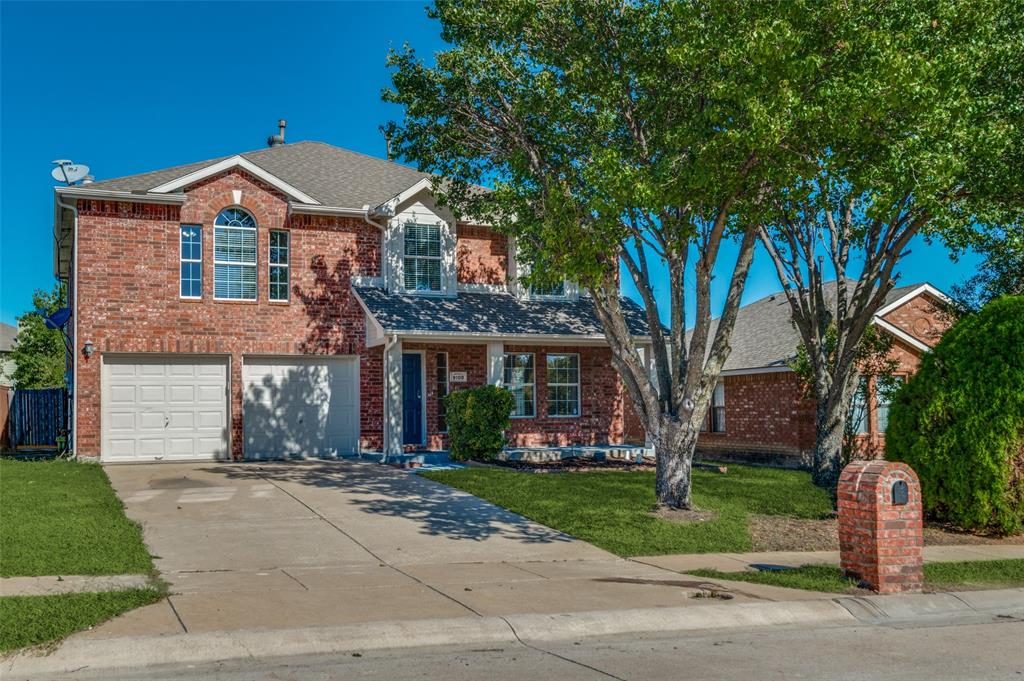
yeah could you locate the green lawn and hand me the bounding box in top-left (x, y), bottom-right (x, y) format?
top-left (0, 588), bottom-right (164, 653)
top-left (690, 560), bottom-right (1024, 593)
top-left (421, 464), bottom-right (833, 556)
top-left (0, 459), bottom-right (154, 577)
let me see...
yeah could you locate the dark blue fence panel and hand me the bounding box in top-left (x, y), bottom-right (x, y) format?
top-left (10, 388), bottom-right (67, 449)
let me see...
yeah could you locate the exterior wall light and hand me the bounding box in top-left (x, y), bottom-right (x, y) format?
top-left (82, 341), bottom-right (95, 358)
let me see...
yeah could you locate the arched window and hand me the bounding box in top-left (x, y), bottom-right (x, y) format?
top-left (213, 207), bottom-right (257, 300)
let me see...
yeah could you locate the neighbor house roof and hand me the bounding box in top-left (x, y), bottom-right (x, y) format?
top-left (0, 322), bottom-right (16, 353)
top-left (73, 141), bottom-right (432, 209)
top-left (353, 287), bottom-right (652, 339)
top-left (702, 281), bottom-right (939, 373)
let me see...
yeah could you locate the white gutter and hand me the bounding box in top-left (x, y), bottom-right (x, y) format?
top-left (289, 203), bottom-right (381, 219)
top-left (55, 186), bottom-right (187, 204)
top-left (55, 193), bottom-right (79, 458)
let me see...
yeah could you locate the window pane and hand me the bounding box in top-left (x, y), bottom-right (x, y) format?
top-left (215, 207), bottom-right (256, 228)
top-left (270, 231), bottom-right (289, 264)
top-left (215, 227), bottom-right (257, 264)
top-left (214, 263), bottom-right (257, 300)
top-left (403, 224), bottom-right (442, 291)
top-left (180, 226), bottom-right (202, 297)
top-left (269, 265), bottom-right (289, 301)
top-left (546, 354), bottom-right (579, 417)
top-left (504, 353), bottom-right (535, 417)
top-left (876, 376), bottom-right (904, 434)
top-left (850, 378), bottom-right (869, 434)
top-left (531, 280), bottom-right (565, 297)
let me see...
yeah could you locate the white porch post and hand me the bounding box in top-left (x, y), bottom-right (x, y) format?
top-left (487, 342), bottom-right (505, 385)
top-left (384, 336), bottom-right (404, 455)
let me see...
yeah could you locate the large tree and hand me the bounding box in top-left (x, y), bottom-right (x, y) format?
top-left (385, 1), bottom-right (868, 507)
top-left (756, 0), bottom-right (1023, 488)
top-left (949, 227), bottom-right (1024, 315)
top-left (10, 283), bottom-right (67, 389)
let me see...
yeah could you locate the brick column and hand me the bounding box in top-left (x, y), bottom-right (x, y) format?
top-left (837, 460), bottom-right (924, 593)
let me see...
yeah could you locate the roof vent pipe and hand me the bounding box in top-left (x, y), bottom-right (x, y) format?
top-left (267, 119), bottom-right (287, 147)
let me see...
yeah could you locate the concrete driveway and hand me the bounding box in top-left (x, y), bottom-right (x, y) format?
top-left (94, 460), bottom-right (740, 636)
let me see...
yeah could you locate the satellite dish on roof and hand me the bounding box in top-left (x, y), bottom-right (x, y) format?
top-left (44, 307), bottom-right (72, 330)
top-left (51, 160), bottom-right (90, 185)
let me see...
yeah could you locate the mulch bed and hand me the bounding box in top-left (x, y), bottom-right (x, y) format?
top-left (749, 515), bottom-right (1024, 552)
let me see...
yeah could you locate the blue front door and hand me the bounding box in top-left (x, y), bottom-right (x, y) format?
top-left (402, 353), bottom-right (423, 445)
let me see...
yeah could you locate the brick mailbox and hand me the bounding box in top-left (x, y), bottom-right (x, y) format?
top-left (837, 460), bottom-right (924, 593)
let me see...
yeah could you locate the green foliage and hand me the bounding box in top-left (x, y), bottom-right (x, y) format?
top-left (951, 227), bottom-right (1024, 315)
top-left (886, 296), bottom-right (1024, 534)
top-left (10, 282), bottom-right (67, 388)
top-left (423, 464), bottom-right (832, 556)
top-left (443, 385), bottom-right (514, 461)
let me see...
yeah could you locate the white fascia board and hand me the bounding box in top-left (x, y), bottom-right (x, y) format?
top-left (350, 289), bottom-right (388, 347)
top-left (874, 283), bottom-right (952, 317)
top-left (387, 330), bottom-right (653, 346)
top-left (377, 177), bottom-right (494, 226)
top-left (872, 317), bottom-right (931, 353)
top-left (149, 156), bottom-right (321, 205)
top-left (55, 186), bottom-right (188, 204)
top-left (289, 203), bottom-right (372, 217)
top-left (718, 366), bottom-right (794, 377)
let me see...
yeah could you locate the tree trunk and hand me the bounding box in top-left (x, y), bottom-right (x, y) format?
top-left (653, 422), bottom-right (698, 509)
top-left (811, 396), bottom-right (847, 491)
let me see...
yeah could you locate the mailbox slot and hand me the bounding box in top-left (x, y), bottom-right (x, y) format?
top-left (892, 480), bottom-right (909, 506)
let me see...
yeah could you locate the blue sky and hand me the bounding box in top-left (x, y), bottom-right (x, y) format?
top-left (0, 1), bottom-right (979, 327)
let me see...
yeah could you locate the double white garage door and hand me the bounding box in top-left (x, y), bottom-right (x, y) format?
top-left (102, 355), bottom-right (358, 462)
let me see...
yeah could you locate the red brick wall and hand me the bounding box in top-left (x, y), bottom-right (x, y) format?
top-left (881, 292), bottom-right (949, 348)
top-left (74, 169), bottom-right (384, 458)
top-left (402, 342), bottom-right (488, 450)
top-left (456, 225), bottom-right (508, 285)
top-left (695, 371), bottom-right (817, 466)
top-left (503, 345), bottom-right (625, 447)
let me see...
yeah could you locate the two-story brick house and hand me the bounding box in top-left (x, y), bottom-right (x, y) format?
top-left (54, 136), bottom-right (652, 462)
top-left (693, 281), bottom-right (950, 467)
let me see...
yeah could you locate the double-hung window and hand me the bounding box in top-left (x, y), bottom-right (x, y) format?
top-left (404, 223), bottom-right (442, 292)
top-left (546, 353), bottom-right (579, 417)
top-left (504, 353), bottom-right (535, 418)
top-left (269, 230), bottom-right (290, 302)
top-left (710, 382), bottom-right (725, 433)
top-left (875, 375), bottom-right (904, 433)
top-left (214, 208), bottom-right (257, 300)
top-left (850, 377), bottom-right (870, 434)
top-left (436, 352), bottom-right (450, 432)
top-left (180, 225), bottom-right (202, 298)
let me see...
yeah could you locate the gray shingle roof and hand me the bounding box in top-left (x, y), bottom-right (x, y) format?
top-left (78, 141), bottom-right (432, 208)
top-left (354, 287), bottom-right (652, 338)
top-left (704, 281), bottom-right (929, 372)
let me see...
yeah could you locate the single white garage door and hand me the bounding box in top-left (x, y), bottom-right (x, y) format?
top-left (103, 355), bottom-right (229, 462)
top-left (242, 356), bottom-right (359, 459)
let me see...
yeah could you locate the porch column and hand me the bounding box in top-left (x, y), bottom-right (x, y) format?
top-left (384, 336), bottom-right (404, 455)
top-left (487, 342), bottom-right (505, 385)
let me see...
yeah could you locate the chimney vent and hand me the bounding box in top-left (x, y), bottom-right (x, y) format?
top-left (267, 119), bottom-right (287, 147)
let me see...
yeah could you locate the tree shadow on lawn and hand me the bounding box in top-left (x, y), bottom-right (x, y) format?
top-left (202, 460), bottom-right (575, 546)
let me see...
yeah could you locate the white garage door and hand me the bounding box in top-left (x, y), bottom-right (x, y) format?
top-left (103, 355), bottom-right (229, 462)
top-left (242, 356), bottom-right (359, 459)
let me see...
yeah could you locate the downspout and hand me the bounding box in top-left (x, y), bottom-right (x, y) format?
top-left (383, 333), bottom-right (399, 460)
top-left (55, 194), bottom-right (78, 458)
top-left (361, 204), bottom-right (387, 290)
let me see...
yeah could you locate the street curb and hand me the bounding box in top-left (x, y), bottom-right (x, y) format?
top-left (5, 589), bottom-right (1023, 676)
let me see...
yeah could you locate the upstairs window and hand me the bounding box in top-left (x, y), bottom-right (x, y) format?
top-left (180, 225), bottom-right (202, 298)
top-left (404, 223), bottom-right (442, 292)
top-left (269, 230), bottom-right (290, 302)
top-left (214, 208), bottom-right (257, 300)
top-left (504, 353), bottom-right (536, 418)
top-left (546, 353), bottom-right (580, 417)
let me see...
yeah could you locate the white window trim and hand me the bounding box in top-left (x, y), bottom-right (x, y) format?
top-left (546, 352), bottom-right (580, 418)
top-left (268, 229), bottom-right (290, 302)
top-left (179, 224), bottom-right (202, 300)
top-left (504, 352), bottom-right (536, 419)
top-left (213, 209), bottom-right (258, 302)
top-left (403, 222), bottom-right (445, 294)
top-left (710, 381), bottom-right (726, 433)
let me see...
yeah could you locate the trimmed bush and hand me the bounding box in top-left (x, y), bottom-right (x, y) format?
top-left (886, 295), bottom-right (1024, 534)
top-left (444, 385), bottom-right (515, 461)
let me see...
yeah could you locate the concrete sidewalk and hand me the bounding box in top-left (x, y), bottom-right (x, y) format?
top-left (632, 544), bottom-right (1024, 573)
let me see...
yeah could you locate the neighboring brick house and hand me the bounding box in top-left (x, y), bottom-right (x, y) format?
top-left (693, 281), bottom-right (951, 467)
top-left (53, 134), bottom-right (652, 462)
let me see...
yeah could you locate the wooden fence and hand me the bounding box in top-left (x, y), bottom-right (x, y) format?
top-left (9, 387), bottom-right (67, 450)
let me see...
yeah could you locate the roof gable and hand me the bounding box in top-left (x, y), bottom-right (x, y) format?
top-left (149, 156), bottom-right (321, 205)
